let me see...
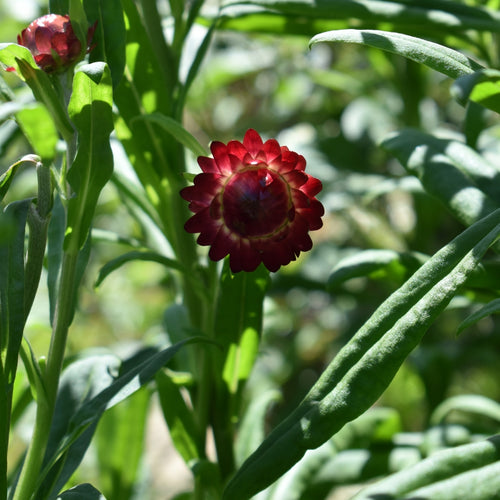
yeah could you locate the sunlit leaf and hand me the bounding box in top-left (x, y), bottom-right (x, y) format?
top-left (65, 62), bottom-right (113, 251)
top-left (309, 29), bottom-right (483, 79)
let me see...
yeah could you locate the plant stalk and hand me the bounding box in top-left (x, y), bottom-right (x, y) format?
top-left (12, 250), bottom-right (79, 500)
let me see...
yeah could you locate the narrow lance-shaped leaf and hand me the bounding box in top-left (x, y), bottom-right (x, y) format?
top-left (133, 113), bottom-right (208, 158)
top-left (0, 200), bottom-right (30, 385)
top-left (381, 129), bottom-right (500, 228)
top-left (156, 370), bottom-right (203, 464)
top-left (431, 395), bottom-right (500, 426)
top-left (214, 262), bottom-right (270, 397)
top-left (65, 62), bottom-right (114, 252)
top-left (223, 209), bottom-right (500, 499)
top-left (83, 0), bottom-right (127, 88)
top-left (219, 0), bottom-right (500, 35)
top-left (353, 435), bottom-right (500, 499)
top-left (309, 29), bottom-right (483, 80)
top-left (457, 298), bottom-right (500, 334)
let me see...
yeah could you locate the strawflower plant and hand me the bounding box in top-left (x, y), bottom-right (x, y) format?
top-left (0, 1), bottom-right (499, 500)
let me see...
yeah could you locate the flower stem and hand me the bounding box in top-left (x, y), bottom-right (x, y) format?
top-left (12, 250), bottom-right (78, 500)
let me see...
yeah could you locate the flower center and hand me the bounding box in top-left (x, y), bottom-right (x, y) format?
top-left (222, 167), bottom-right (291, 238)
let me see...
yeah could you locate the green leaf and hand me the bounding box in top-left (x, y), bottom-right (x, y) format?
top-left (83, 0), bottom-right (127, 88)
top-left (218, 0), bottom-right (500, 36)
top-left (49, 0), bottom-right (69, 14)
top-left (95, 387), bottom-right (150, 500)
top-left (57, 483), bottom-right (106, 499)
top-left (0, 199), bottom-right (30, 496)
top-left (0, 155), bottom-right (40, 203)
top-left (353, 435), bottom-right (500, 499)
top-left (431, 395), bottom-right (500, 426)
top-left (327, 249), bottom-right (427, 290)
top-left (222, 209), bottom-right (500, 499)
top-left (156, 370), bottom-right (202, 464)
top-left (381, 129), bottom-right (500, 228)
top-left (134, 113), bottom-right (208, 158)
top-left (0, 200), bottom-right (30, 384)
top-left (69, 0), bottom-right (90, 49)
top-left (16, 104), bottom-right (58, 163)
top-left (452, 69), bottom-right (500, 114)
top-left (38, 340), bottom-right (207, 497)
top-left (0, 44), bottom-right (74, 142)
top-left (94, 250), bottom-right (185, 288)
top-left (214, 262), bottom-right (270, 396)
top-left (457, 298), bottom-right (500, 334)
top-left (65, 62), bottom-right (114, 251)
top-left (235, 389), bottom-right (282, 466)
top-left (309, 29), bottom-right (483, 80)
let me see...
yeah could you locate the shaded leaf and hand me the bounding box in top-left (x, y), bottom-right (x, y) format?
top-left (94, 250), bottom-right (185, 288)
top-left (327, 249), bottom-right (427, 291)
top-left (83, 0), bottom-right (127, 87)
top-left (382, 129), bottom-right (500, 227)
top-left (57, 483), bottom-right (106, 499)
top-left (457, 298), bottom-right (500, 334)
top-left (453, 69), bottom-right (500, 114)
top-left (431, 395), bottom-right (500, 426)
top-left (156, 370), bottom-right (202, 463)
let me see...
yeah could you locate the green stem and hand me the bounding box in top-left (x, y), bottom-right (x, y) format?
top-left (0, 361), bottom-right (9, 500)
top-left (12, 251), bottom-right (79, 500)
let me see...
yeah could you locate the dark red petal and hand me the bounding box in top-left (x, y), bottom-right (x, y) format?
top-left (197, 219), bottom-right (222, 245)
top-left (227, 140), bottom-right (247, 161)
top-left (262, 139), bottom-right (281, 163)
top-left (34, 54), bottom-right (56, 70)
top-left (295, 154), bottom-right (306, 171)
top-left (229, 240), bottom-right (261, 273)
top-left (261, 243), bottom-right (292, 272)
top-left (34, 26), bottom-right (53, 52)
top-left (228, 154), bottom-right (245, 172)
top-left (210, 141), bottom-right (232, 173)
top-left (193, 172), bottom-right (223, 193)
top-left (301, 176), bottom-right (322, 197)
top-left (288, 214), bottom-right (313, 251)
top-left (197, 155), bottom-right (219, 174)
top-left (184, 208), bottom-right (214, 233)
top-left (283, 170), bottom-right (308, 188)
top-left (208, 226), bottom-right (234, 261)
top-left (243, 129), bottom-right (264, 158)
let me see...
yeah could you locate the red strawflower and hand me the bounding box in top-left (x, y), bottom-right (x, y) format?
top-left (181, 129), bottom-right (324, 273)
top-left (14, 14), bottom-right (96, 73)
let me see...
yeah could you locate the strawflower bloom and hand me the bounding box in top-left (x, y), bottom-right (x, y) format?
top-left (181, 129), bottom-right (324, 273)
top-left (14, 14), bottom-right (96, 73)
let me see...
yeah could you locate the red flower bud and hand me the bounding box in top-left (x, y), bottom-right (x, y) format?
top-left (181, 129), bottom-right (325, 273)
top-left (16, 14), bottom-right (96, 73)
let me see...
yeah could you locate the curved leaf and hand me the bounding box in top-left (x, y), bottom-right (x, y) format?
top-left (431, 395), bottom-right (500, 426)
top-left (309, 29), bottom-right (483, 79)
top-left (382, 129), bottom-right (500, 227)
top-left (95, 250), bottom-right (185, 288)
